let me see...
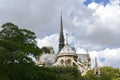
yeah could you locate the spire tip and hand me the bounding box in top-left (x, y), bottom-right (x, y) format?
top-left (66, 33), bottom-right (68, 45)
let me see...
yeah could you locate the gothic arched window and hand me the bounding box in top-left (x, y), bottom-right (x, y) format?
top-left (61, 59), bottom-right (64, 65)
top-left (66, 59), bottom-right (71, 66)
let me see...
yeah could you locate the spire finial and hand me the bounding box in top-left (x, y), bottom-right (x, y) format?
top-left (95, 57), bottom-right (97, 67)
top-left (61, 9), bottom-right (62, 15)
top-left (66, 33), bottom-right (68, 45)
top-left (86, 49), bottom-right (88, 54)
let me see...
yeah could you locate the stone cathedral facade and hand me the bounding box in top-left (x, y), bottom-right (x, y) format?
top-left (36, 13), bottom-right (91, 75)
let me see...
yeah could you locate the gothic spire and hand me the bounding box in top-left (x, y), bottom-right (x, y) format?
top-left (58, 11), bottom-right (65, 52)
top-left (60, 11), bottom-right (63, 34)
top-left (94, 58), bottom-right (100, 77)
top-left (95, 58), bottom-right (98, 67)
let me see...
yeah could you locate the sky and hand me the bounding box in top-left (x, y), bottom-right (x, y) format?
top-left (0, 0), bottom-right (120, 68)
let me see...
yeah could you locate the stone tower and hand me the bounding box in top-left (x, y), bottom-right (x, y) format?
top-left (58, 12), bottom-right (65, 52)
top-left (94, 58), bottom-right (100, 77)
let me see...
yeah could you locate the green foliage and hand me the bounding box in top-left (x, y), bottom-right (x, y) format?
top-left (49, 67), bottom-right (83, 80)
top-left (0, 64), bottom-right (83, 80)
top-left (0, 22), bottom-right (41, 64)
top-left (83, 66), bottom-right (120, 80)
top-left (113, 78), bottom-right (120, 80)
top-left (0, 49), bottom-right (33, 65)
top-left (101, 66), bottom-right (120, 80)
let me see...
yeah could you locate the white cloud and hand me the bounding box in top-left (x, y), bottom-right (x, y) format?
top-left (110, 0), bottom-right (120, 5)
top-left (88, 2), bottom-right (98, 9)
top-left (72, 0), bottom-right (120, 50)
top-left (96, 48), bottom-right (120, 68)
top-left (37, 34), bottom-right (59, 52)
top-left (92, 3), bottom-right (120, 26)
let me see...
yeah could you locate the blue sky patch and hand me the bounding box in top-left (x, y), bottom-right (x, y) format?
top-left (71, 32), bottom-right (75, 36)
top-left (45, 33), bottom-right (51, 37)
top-left (99, 57), bottom-right (106, 62)
top-left (70, 42), bottom-right (75, 47)
top-left (84, 0), bottom-right (110, 6)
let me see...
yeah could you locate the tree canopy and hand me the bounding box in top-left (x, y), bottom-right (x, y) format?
top-left (83, 66), bottom-right (120, 80)
top-left (0, 22), bottom-right (41, 65)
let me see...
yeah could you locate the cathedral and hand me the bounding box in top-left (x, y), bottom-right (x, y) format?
top-left (36, 12), bottom-right (91, 75)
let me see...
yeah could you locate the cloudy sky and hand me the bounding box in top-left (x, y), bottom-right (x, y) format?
top-left (0, 0), bottom-right (120, 68)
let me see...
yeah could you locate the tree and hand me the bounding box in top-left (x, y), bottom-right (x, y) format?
top-left (101, 67), bottom-right (120, 80)
top-left (83, 66), bottom-right (120, 80)
top-left (0, 22), bottom-right (41, 65)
